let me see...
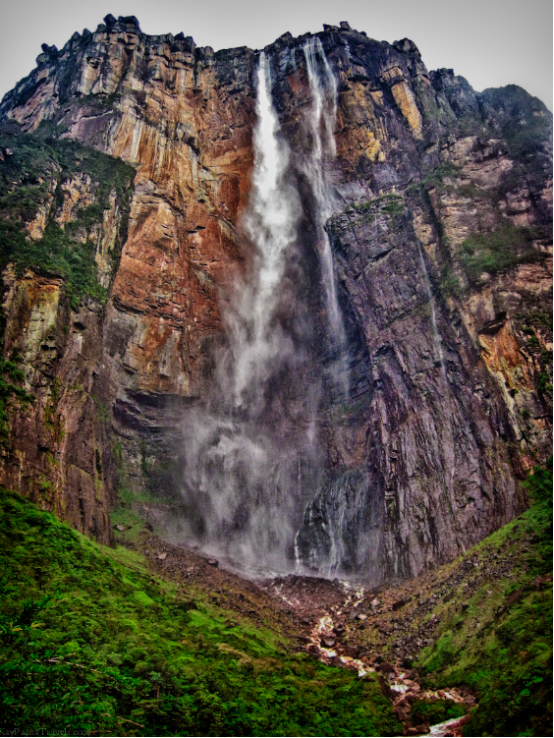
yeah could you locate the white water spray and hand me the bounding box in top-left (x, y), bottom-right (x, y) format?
top-left (302, 38), bottom-right (348, 392)
top-left (179, 53), bottom-right (322, 574)
top-left (225, 52), bottom-right (300, 407)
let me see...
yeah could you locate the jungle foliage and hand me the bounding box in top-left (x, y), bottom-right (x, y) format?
top-left (0, 488), bottom-right (400, 737)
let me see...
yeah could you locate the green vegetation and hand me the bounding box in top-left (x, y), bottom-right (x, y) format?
top-left (410, 698), bottom-right (465, 726)
top-left (0, 354), bottom-right (34, 442)
top-left (417, 462), bottom-right (553, 737)
top-left (406, 163), bottom-right (461, 196)
top-left (458, 221), bottom-right (541, 282)
top-left (0, 219), bottom-right (109, 308)
top-left (404, 162), bottom-right (463, 201)
top-left (439, 267), bottom-right (462, 298)
top-left (0, 488), bottom-right (401, 737)
top-left (0, 124), bottom-right (135, 309)
top-left (381, 196), bottom-right (404, 217)
top-left (333, 194), bottom-right (405, 235)
top-left (347, 194), bottom-right (404, 216)
top-left (93, 396), bottom-right (111, 426)
top-left (537, 372), bottom-right (552, 396)
top-left (531, 312), bottom-right (553, 331)
top-left (108, 436), bottom-right (167, 545)
top-left (482, 86), bottom-right (552, 205)
top-left (480, 86), bottom-right (552, 164)
top-left (421, 163), bottom-right (461, 192)
top-left (110, 484), bottom-right (157, 546)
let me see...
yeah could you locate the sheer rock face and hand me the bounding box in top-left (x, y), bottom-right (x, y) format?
top-left (0, 17), bottom-right (551, 580)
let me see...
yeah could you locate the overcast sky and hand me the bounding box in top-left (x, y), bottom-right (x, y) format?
top-left (1, 0), bottom-right (552, 110)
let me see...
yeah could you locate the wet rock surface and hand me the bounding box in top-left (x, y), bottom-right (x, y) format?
top-left (0, 18), bottom-right (551, 583)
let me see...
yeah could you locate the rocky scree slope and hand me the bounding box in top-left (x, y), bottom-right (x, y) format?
top-left (0, 15), bottom-right (551, 582)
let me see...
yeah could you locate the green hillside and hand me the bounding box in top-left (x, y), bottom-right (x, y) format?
top-left (0, 461), bottom-right (551, 736)
top-left (0, 488), bottom-right (399, 737)
top-left (417, 464), bottom-right (553, 737)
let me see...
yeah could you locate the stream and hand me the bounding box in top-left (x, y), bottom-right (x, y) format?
top-left (306, 603), bottom-right (475, 737)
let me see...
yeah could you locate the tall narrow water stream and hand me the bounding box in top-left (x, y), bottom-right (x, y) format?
top-left (179, 53), bottom-right (327, 575)
top-left (302, 38), bottom-right (349, 396)
top-left (302, 39), bottom-right (341, 345)
top-left (417, 242), bottom-right (446, 377)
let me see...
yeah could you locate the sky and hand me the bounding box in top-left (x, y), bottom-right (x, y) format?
top-left (0, 0), bottom-right (552, 110)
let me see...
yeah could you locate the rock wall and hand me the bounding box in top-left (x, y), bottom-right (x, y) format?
top-left (0, 16), bottom-right (551, 582)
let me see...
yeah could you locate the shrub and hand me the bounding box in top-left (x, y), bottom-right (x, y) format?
top-left (458, 222), bottom-right (540, 282)
top-left (410, 699), bottom-right (465, 726)
top-left (0, 355), bottom-right (34, 442)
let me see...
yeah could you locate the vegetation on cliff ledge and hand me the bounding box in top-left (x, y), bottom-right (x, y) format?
top-left (458, 220), bottom-right (543, 283)
top-left (0, 123), bottom-right (135, 309)
top-left (0, 355), bottom-right (34, 442)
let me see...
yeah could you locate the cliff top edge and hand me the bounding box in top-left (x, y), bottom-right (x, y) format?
top-left (36, 13), bottom-right (422, 61)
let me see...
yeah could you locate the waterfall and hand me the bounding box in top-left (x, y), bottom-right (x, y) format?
top-left (179, 53), bottom-right (322, 575)
top-left (302, 38), bottom-right (348, 394)
top-left (287, 39), bottom-right (351, 575)
top-left (225, 52), bottom-right (299, 408)
top-left (417, 242), bottom-right (446, 377)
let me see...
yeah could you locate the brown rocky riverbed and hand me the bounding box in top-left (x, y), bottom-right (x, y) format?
top-left (127, 530), bottom-right (484, 735)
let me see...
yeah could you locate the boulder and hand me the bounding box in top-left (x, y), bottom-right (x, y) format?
top-left (392, 596), bottom-right (411, 611)
top-left (119, 16), bottom-right (141, 28)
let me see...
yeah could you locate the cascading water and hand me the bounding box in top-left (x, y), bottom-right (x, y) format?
top-left (302, 38), bottom-right (349, 395)
top-left (228, 53), bottom-right (298, 407)
top-left (178, 52), bottom-right (324, 575)
top-left (288, 40), bottom-right (353, 576)
top-left (417, 242), bottom-right (447, 378)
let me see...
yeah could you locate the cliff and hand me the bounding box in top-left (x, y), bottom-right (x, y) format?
top-left (0, 15), bottom-right (551, 584)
